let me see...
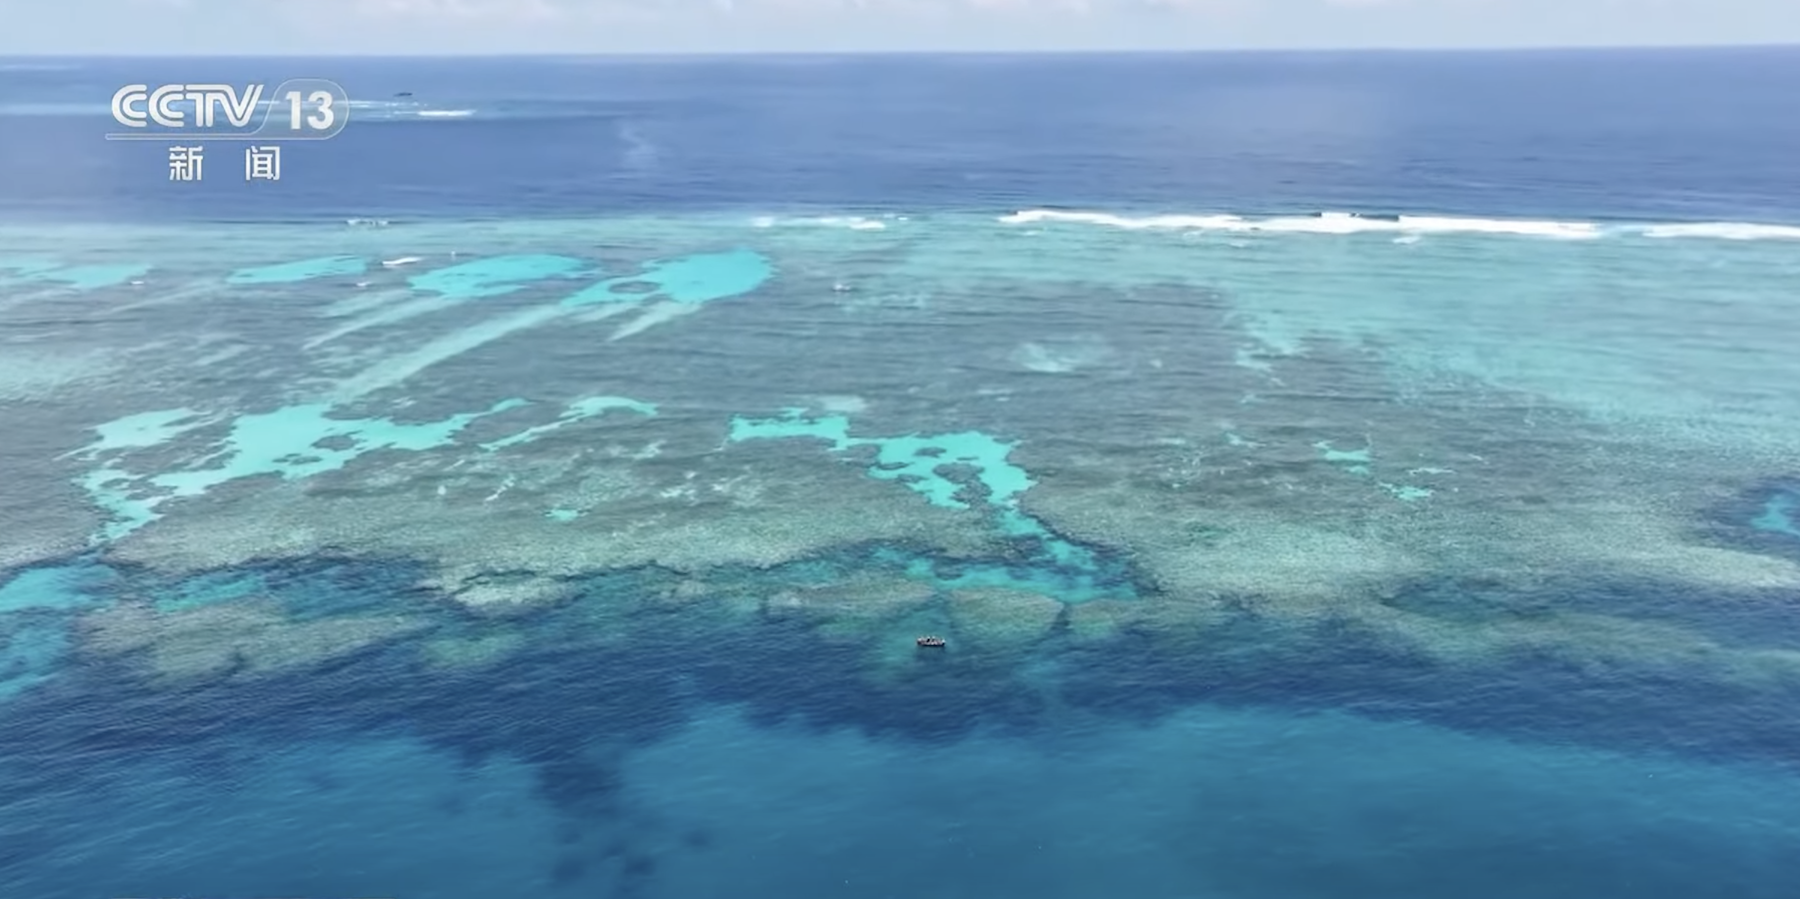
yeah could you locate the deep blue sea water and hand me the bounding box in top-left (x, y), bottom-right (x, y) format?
top-left (5, 49), bottom-right (1800, 223)
top-left (3, 50), bottom-right (1800, 899)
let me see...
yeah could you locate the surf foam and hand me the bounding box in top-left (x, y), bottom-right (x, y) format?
top-left (1001, 209), bottom-right (1603, 240)
top-left (751, 215), bottom-right (889, 231)
top-left (1636, 222), bottom-right (1800, 241)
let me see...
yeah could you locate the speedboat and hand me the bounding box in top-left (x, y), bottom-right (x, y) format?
top-left (916, 635), bottom-right (946, 648)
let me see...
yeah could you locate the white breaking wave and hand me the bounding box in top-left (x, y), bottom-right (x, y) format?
top-left (751, 215), bottom-right (890, 231)
top-left (1001, 209), bottom-right (1602, 239)
top-left (1002, 209), bottom-right (1800, 242)
top-left (1635, 222), bottom-right (1800, 241)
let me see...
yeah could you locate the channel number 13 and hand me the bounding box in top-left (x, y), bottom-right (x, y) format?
top-left (285, 90), bottom-right (337, 132)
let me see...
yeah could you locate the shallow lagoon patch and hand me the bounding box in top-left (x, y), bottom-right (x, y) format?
top-left (727, 411), bottom-right (1038, 511)
top-left (1, 260), bottom-right (149, 291)
top-left (150, 400), bottom-right (527, 493)
top-left (77, 409), bottom-right (208, 457)
top-left (410, 255), bottom-right (595, 299)
top-left (0, 260), bottom-right (58, 279)
top-left (1381, 482), bottom-right (1435, 502)
top-left (331, 248), bottom-right (773, 395)
top-left (1315, 439), bottom-right (1372, 475)
top-left (727, 410), bottom-right (1127, 601)
top-left (636, 249), bottom-right (774, 305)
top-left (79, 400), bottom-right (527, 540)
top-left (560, 249), bottom-right (773, 308)
top-left (1752, 491), bottom-right (1800, 538)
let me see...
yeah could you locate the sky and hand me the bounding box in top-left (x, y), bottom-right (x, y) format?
top-left (2, 0), bottom-right (1799, 54)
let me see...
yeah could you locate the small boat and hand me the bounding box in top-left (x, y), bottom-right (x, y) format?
top-left (916, 635), bottom-right (946, 648)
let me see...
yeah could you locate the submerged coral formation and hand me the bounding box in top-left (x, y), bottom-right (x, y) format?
top-left (0, 214), bottom-right (1795, 778)
top-left (79, 599), bottom-right (431, 687)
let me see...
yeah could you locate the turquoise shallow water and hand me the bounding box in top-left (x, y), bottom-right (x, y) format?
top-left (6, 48), bottom-right (1800, 899)
top-left (2, 208), bottom-right (1799, 898)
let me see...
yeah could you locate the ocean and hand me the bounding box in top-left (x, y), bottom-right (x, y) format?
top-left (2, 49), bottom-right (1800, 898)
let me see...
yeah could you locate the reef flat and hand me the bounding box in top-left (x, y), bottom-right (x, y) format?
top-left (3, 211), bottom-right (1800, 898)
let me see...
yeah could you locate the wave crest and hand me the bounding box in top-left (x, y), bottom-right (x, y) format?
top-left (1001, 209), bottom-right (1602, 239)
top-left (751, 215), bottom-right (892, 231)
top-left (1003, 209), bottom-right (1800, 242)
top-left (1637, 222), bottom-right (1800, 241)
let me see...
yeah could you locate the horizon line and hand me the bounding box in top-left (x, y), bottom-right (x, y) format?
top-left (5, 43), bottom-right (1800, 59)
